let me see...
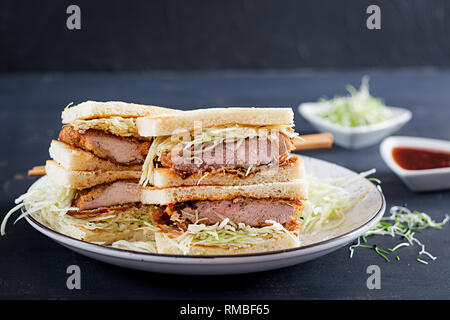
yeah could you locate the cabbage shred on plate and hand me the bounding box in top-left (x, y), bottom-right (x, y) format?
top-left (316, 76), bottom-right (394, 127)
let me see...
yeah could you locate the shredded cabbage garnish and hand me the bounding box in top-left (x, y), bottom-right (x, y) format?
top-left (72, 116), bottom-right (139, 137)
top-left (139, 124), bottom-right (298, 186)
top-left (300, 169), bottom-right (374, 232)
top-left (349, 206), bottom-right (449, 264)
top-left (316, 76), bottom-right (394, 127)
top-left (162, 219), bottom-right (300, 255)
top-left (1, 182), bottom-right (76, 236)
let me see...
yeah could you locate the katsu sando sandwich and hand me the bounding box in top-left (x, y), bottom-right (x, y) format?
top-left (32, 101), bottom-right (181, 244)
top-left (143, 180), bottom-right (307, 255)
top-left (55, 100), bottom-right (181, 168)
top-left (136, 107), bottom-right (304, 188)
top-left (134, 107), bottom-right (308, 255)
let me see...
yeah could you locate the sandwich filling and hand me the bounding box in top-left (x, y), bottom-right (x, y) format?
top-left (152, 198), bottom-right (302, 232)
top-left (59, 125), bottom-right (151, 165)
top-left (71, 180), bottom-right (141, 211)
top-left (140, 124), bottom-right (298, 186)
top-left (160, 132), bottom-right (292, 177)
top-left (71, 116), bottom-right (139, 137)
top-left (150, 197), bottom-right (302, 254)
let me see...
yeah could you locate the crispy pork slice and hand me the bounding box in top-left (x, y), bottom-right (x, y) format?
top-left (157, 198), bottom-right (301, 230)
top-left (59, 125), bottom-right (150, 165)
top-left (72, 180), bottom-right (141, 210)
top-left (160, 132), bottom-right (293, 175)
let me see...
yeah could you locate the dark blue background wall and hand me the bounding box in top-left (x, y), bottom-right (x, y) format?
top-left (1, 0), bottom-right (450, 72)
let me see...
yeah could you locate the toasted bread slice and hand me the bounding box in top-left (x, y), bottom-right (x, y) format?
top-left (45, 160), bottom-right (141, 190)
top-left (155, 226), bottom-right (300, 255)
top-left (61, 101), bottom-right (181, 124)
top-left (49, 140), bottom-right (142, 172)
top-left (136, 107), bottom-right (294, 137)
top-left (152, 156), bottom-right (304, 188)
top-left (141, 180), bottom-right (308, 205)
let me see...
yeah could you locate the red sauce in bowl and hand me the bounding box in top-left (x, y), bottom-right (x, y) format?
top-left (392, 146), bottom-right (450, 170)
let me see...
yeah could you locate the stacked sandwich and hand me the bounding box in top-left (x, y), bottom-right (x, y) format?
top-left (23, 102), bottom-right (307, 255)
top-left (135, 107), bottom-right (308, 255)
top-left (40, 101), bottom-right (181, 244)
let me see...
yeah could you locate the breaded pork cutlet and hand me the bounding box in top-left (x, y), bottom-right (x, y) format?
top-left (72, 179), bottom-right (141, 211)
top-left (59, 125), bottom-right (151, 165)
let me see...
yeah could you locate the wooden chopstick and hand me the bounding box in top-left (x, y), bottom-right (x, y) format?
top-left (293, 133), bottom-right (333, 151)
top-left (27, 133), bottom-right (333, 176)
top-left (28, 165), bottom-right (46, 177)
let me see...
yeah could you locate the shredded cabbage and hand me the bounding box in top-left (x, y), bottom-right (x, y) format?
top-left (300, 169), bottom-right (374, 232)
top-left (1, 181), bottom-right (76, 236)
top-left (349, 206), bottom-right (449, 263)
top-left (139, 124), bottom-right (298, 186)
top-left (72, 116), bottom-right (139, 137)
top-left (161, 218), bottom-right (300, 255)
top-left (316, 76), bottom-right (394, 127)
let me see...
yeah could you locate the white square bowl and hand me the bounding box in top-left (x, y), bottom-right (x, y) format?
top-left (298, 102), bottom-right (412, 149)
top-left (380, 136), bottom-right (450, 192)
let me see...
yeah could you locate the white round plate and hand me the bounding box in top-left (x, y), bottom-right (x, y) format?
top-left (25, 156), bottom-right (385, 275)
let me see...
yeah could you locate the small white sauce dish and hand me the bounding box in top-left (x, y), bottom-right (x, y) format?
top-left (298, 102), bottom-right (412, 149)
top-left (380, 136), bottom-right (450, 192)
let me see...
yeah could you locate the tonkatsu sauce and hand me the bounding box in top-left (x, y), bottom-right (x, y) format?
top-left (392, 146), bottom-right (450, 170)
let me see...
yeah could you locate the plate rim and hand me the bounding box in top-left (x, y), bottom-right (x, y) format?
top-left (24, 155), bottom-right (386, 263)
